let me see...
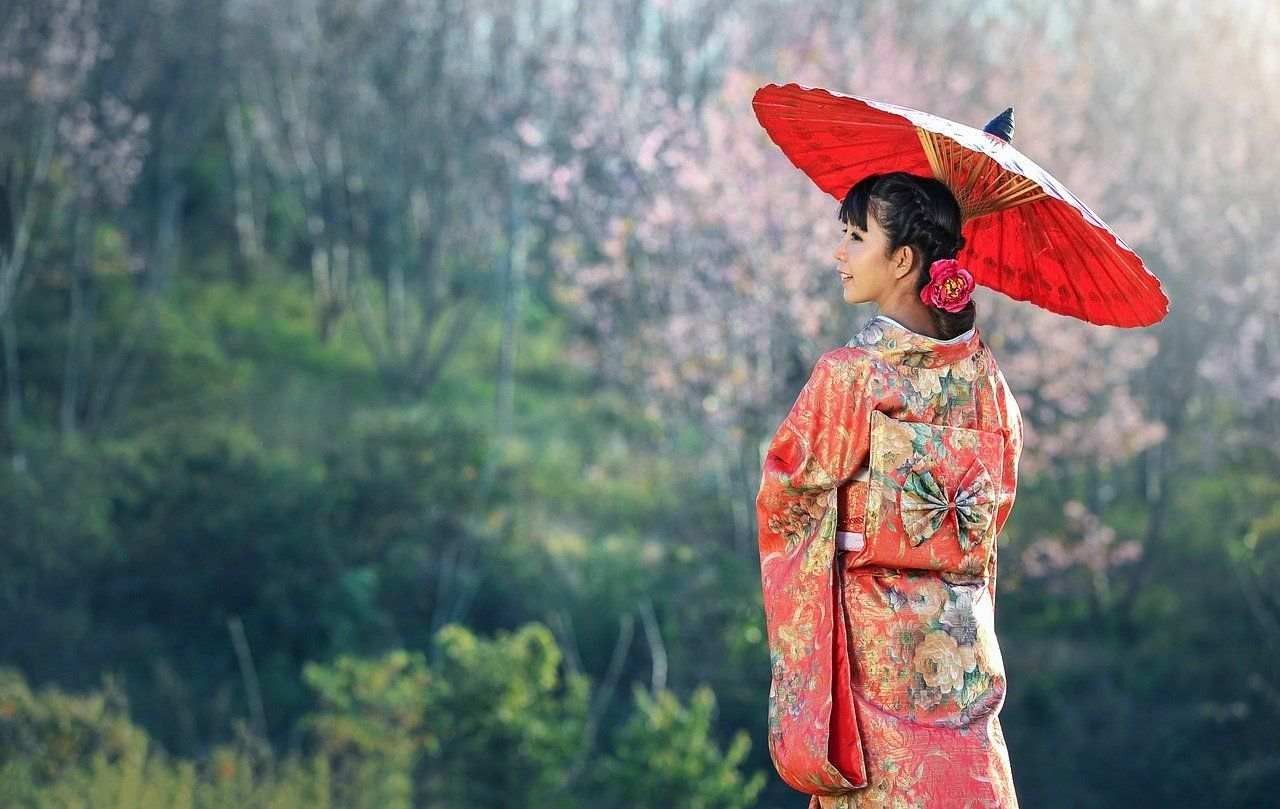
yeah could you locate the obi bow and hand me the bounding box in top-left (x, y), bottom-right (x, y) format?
top-left (899, 458), bottom-right (996, 551)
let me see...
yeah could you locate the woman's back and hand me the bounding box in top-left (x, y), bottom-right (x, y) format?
top-left (835, 314), bottom-right (1024, 556)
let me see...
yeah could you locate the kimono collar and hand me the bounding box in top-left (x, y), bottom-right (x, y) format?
top-left (846, 313), bottom-right (982, 368)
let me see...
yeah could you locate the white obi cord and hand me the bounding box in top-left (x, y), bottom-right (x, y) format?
top-left (836, 530), bottom-right (866, 552)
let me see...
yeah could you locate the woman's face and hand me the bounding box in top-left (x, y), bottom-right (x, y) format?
top-left (834, 208), bottom-right (912, 307)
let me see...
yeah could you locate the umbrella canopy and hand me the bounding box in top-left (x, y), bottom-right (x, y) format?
top-left (752, 83), bottom-right (1169, 327)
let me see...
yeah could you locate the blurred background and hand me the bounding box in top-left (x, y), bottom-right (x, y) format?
top-left (1, 0), bottom-right (1278, 806)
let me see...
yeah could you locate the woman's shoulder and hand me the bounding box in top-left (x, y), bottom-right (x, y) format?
top-left (978, 344), bottom-right (1016, 392)
top-left (815, 344), bottom-right (883, 378)
top-left (781, 346), bottom-right (882, 400)
top-left (820, 343), bottom-right (879, 364)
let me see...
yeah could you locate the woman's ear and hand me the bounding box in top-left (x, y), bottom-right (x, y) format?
top-left (893, 244), bottom-right (916, 281)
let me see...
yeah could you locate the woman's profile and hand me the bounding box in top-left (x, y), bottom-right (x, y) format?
top-left (756, 171), bottom-right (1024, 808)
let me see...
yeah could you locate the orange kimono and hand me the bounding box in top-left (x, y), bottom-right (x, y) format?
top-left (756, 314), bottom-right (1024, 808)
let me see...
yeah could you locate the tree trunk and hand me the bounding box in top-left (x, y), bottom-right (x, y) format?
top-left (2, 307), bottom-right (21, 446)
top-left (60, 197), bottom-right (94, 438)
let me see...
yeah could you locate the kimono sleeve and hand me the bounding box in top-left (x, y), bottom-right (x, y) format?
top-left (755, 348), bottom-right (877, 796)
top-left (759, 350), bottom-right (877, 499)
top-left (987, 370), bottom-right (1024, 607)
top-left (992, 370), bottom-right (1024, 538)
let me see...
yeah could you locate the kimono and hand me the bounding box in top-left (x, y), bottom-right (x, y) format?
top-left (756, 314), bottom-right (1024, 809)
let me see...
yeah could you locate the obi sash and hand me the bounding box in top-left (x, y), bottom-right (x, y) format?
top-left (838, 410), bottom-right (1005, 575)
top-left (827, 409), bottom-right (1010, 781)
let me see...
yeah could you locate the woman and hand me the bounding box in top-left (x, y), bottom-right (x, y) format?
top-left (756, 171), bottom-right (1024, 808)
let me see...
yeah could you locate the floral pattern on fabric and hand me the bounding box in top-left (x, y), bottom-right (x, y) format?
top-left (756, 314), bottom-right (1024, 809)
top-left (842, 570), bottom-right (1006, 727)
top-left (900, 457), bottom-right (996, 551)
top-left (757, 349), bottom-right (877, 794)
top-left (856, 410), bottom-right (1006, 577)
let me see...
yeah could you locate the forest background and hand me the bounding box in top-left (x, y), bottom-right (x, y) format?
top-left (1, 1), bottom-right (1278, 807)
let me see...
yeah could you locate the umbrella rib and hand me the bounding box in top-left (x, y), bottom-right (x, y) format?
top-left (1047, 199), bottom-right (1125, 325)
top-left (953, 151), bottom-right (988, 206)
top-left (991, 212), bottom-right (1013, 300)
top-left (977, 180), bottom-right (1047, 219)
top-left (1055, 195), bottom-right (1159, 326)
top-left (971, 206), bottom-right (1015, 302)
top-left (1095, 221), bottom-right (1157, 325)
top-left (1013, 205), bottom-right (1038, 307)
top-left (1049, 201), bottom-right (1106, 322)
top-left (1091, 215), bottom-right (1150, 291)
top-left (1049, 200), bottom-right (1111, 323)
top-left (994, 210), bottom-right (1011, 299)
top-left (992, 174), bottom-right (1047, 205)
top-left (1074, 203), bottom-right (1151, 324)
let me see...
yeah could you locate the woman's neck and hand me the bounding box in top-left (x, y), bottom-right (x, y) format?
top-left (875, 305), bottom-right (945, 340)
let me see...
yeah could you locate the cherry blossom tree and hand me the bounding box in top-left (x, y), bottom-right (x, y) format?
top-left (538, 1), bottom-right (1176, 549)
top-left (1020, 498), bottom-right (1144, 615)
top-left (0, 0), bottom-right (149, 323)
top-left (225, 0), bottom-right (544, 397)
top-left (0, 0), bottom-right (154, 440)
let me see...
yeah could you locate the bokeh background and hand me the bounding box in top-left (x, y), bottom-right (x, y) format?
top-left (1, 0), bottom-right (1278, 806)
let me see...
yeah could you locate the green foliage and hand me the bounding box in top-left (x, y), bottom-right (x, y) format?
top-left (592, 684), bottom-right (766, 809)
top-left (0, 666), bottom-right (329, 809)
top-left (999, 470), bottom-right (1280, 807)
top-left (0, 668), bottom-right (141, 785)
top-left (301, 651), bottom-right (430, 809)
top-left (410, 623), bottom-right (590, 807)
top-left (1, 623), bottom-right (768, 808)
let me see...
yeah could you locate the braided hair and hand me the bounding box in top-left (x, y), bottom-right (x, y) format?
top-left (837, 171), bottom-right (975, 339)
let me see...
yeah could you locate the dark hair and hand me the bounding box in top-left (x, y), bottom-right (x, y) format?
top-left (837, 171), bottom-right (975, 339)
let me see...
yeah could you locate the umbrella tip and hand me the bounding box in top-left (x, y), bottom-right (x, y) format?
top-left (983, 107), bottom-right (1015, 142)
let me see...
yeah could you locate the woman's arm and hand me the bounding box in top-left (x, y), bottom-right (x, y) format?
top-left (755, 347), bottom-right (877, 794)
top-left (759, 350), bottom-right (876, 500)
top-left (988, 369), bottom-right (1024, 606)
top-left (992, 368), bottom-right (1024, 538)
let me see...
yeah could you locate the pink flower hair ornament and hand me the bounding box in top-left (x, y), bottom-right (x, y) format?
top-left (920, 258), bottom-right (976, 313)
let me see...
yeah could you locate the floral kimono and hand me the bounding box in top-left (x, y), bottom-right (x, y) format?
top-left (756, 314), bottom-right (1024, 808)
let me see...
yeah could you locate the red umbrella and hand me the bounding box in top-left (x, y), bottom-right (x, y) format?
top-left (751, 83), bottom-right (1169, 327)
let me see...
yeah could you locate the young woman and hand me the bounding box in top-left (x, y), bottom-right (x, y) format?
top-left (756, 171), bottom-right (1024, 808)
